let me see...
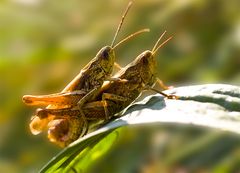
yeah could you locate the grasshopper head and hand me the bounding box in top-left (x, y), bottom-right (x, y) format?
top-left (137, 32), bottom-right (172, 87)
top-left (137, 50), bottom-right (157, 86)
top-left (96, 46), bottom-right (115, 75)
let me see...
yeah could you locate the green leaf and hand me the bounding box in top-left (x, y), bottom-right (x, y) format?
top-left (40, 84), bottom-right (240, 173)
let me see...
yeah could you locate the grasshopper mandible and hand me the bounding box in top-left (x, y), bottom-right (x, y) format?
top-left (36, 31), bottom-right (177, 147)
top-left (22, 1), bottom-right (149, 139)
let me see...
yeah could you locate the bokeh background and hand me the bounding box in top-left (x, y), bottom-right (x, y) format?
top-left (0, 0), bottom-right (239, 172)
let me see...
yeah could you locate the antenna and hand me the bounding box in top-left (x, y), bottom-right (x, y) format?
top-left (153, 36), bottom-right (172, 55)
top-left (113, 28), bottom-right (150, 49)
top-left (152, 31), bottom-right (173, 55)
top-left (152, 30), bottom-right (166, 52)
top-left (111, 1), bottom-right (133, 47)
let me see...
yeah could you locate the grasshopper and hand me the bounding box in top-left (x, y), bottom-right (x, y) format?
top-left (35, 31), bottom-right (177, 147)
top-left (22, 1), bottom-right (149, 140)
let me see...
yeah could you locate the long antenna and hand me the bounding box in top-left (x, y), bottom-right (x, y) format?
top-left (111, 1), bottom-right (133, 47)
top-left (152, 30), bottom-right (166, 52)
top-left (113, 28), bottom-right (150, 49)
top-left (153, 36), bottom-right (173, 56)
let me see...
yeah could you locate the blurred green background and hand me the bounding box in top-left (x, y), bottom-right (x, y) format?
top-left (0, 0), bottom-right (239, 172)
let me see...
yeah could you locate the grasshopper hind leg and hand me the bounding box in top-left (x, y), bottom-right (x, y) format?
top-left (78, 109), bottom-right (89, 137)
top-left (102, 100), bottom-right (110, 121)
top-left (77, 87), bottom-right (101, 136)
top-left (101, 92), bottom-right (129, 120)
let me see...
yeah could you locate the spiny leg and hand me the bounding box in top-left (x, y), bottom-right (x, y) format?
top-left (77, 87), bottom-right (102, 136)
top-left (102, 93), bottom-right (129, 102)
top-left (101, 92), bottom-right (129, 120)
top-left (36, 107), bottom-right (80, 119)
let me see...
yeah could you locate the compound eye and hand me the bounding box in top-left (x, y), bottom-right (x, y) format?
top-left (102, 49), bottom-right (110, 59)
top-left (142, 56), bottom-right (149, 65)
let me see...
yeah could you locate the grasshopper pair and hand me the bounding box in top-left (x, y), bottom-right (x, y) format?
top-left (22, 2), bottom-right (177, 147)
top-left (23, 1), bottom-right (146, 134)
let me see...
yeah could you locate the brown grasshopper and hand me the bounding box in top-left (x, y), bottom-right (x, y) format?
top-left (35, 31), bottom-right (177, 147)
top-left (22, 1), bottom-right (149, 140)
